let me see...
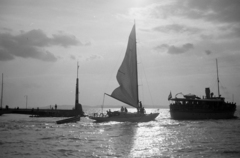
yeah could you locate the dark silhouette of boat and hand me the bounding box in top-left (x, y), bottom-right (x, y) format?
top-left (56, 115), bottom-right (80, 124)
top-left (169, 89), bottom-right (236, 120)
top-left (169, 59), bottom-right (237, 120)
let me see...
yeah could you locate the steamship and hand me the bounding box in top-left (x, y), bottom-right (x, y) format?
top-left (169, 60), bottom-right (236, 120)
top-left (169, 88), bottom-right (236, 120)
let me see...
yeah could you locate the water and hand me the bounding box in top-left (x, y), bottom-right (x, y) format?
top-left (0, 108), bottom-right (240, 158)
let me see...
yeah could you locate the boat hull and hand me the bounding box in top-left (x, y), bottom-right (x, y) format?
top-left (170, 110), bottom-right (235, 120)
top-left (89, 112), bottom-right (159, 122)
top-left (56, 115), bottom-right (80, 124)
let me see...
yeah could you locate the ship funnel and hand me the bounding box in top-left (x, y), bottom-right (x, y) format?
top-left (205, 88), bottom-right (210, 99)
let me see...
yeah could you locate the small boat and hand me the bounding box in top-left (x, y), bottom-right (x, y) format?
top-left (56, 115), bottom-right (80, 124)
top-left (89, 24), bottom-right (159, 122)
top-left (169, 59), bottom-right (237, 120)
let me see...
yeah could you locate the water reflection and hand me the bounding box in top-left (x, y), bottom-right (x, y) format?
top-left (127, 109), bottom-right (188, 157)
top-left (128, 121), bottom-right (162, 157)
top-left (106, 122), bottom-right (138, 157)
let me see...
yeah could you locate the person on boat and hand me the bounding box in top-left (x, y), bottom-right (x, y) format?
top-left (139, 101), bottom-right (142, 108)
top-left (121, 106), bottom-right (124, 112)
top-left (211, 92), bottom-right (214, 98)
top-left (143, 107), bottom-right (146, 114)
top-left (138, 101), bottom-right (143, 113)
top-left (107, 109), bottom-right (112, 117)
top-left (124, 107), bottom-right (128, 113)
top-left (139, 106), bottom-right (146, 114)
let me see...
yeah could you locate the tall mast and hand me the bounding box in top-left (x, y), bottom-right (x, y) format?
top-left (134, 21), bottom-right (139, 104)
top-left (77, 61), bottom-right (79, 79)
top-left (216, 59), bottom-right (220, 97)
top-left (75, 62), bottom-right (79, 109)
top-left (1, 73), bottom-right (3, 109)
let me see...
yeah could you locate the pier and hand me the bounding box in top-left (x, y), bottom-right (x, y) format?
top-left (0, 107), bottom-right (84, 117)
top-left (0, 63), bottom-right (85, 118)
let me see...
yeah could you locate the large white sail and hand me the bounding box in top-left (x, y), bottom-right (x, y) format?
top-left (111, 25), bottom-right (139, 108)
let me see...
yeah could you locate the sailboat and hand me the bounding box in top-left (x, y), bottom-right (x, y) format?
top-left (89, 24), bottom-right (159, 122)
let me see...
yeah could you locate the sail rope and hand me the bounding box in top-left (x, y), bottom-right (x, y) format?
top-left (138, 49), bottom-right (154, 106)
top-left (138, 57), bottom-right (144, 103)
top-left (101, 93), bottom-right (106, 113)
top-left (101, 48), bottom-right (125, 111)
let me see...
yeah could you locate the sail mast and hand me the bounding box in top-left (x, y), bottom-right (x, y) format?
top-left (134, 22), bottom-right (139, 104)
top-left (216, 59), bottom-right (220, 97)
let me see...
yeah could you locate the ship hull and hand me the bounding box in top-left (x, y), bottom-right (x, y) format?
top-left (89, 112), bottom-right (159, 122)
top-left (170, 110), bottom-right (235, 120)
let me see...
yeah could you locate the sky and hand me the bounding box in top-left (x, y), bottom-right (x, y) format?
top-left (0, 0), bottom-right (240, 109)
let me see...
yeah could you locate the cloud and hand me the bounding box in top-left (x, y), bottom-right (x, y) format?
top-left (0, 29), bottom-right (81, 62)
top-left (155, 43), bottom-right (194, 55)
top-left (0, 27), bottom-right (12, 32)
top-left (127, 0), bottom-right (240, 25)
top-left (205, 50), bottom-right (212, 55)
top-left (140, 0), bottom-right (240, 24)
top-left (129, 1), bottom-right (240, 39)
top-left (83, 41), bottom-right (91, 46)
top-left (0, 48), bottom-right (14, 61)
top-left (177, 0), bottom-right (240, 24)
top-left (153, 24), bottom-right (201, 34)
top-left (51, 33), bottom-right (79, 47)
top-left (222, 26), bottom-right (240, 38)
top-left (70, 55), bottom-right (76, 60)
top-left (85, 54), bottom-right (103, 61)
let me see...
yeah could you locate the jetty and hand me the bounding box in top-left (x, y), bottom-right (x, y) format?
top-left (0, 107), bottom-right (83, 117)
top-left (0, 63), bottom-right (84, 118)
